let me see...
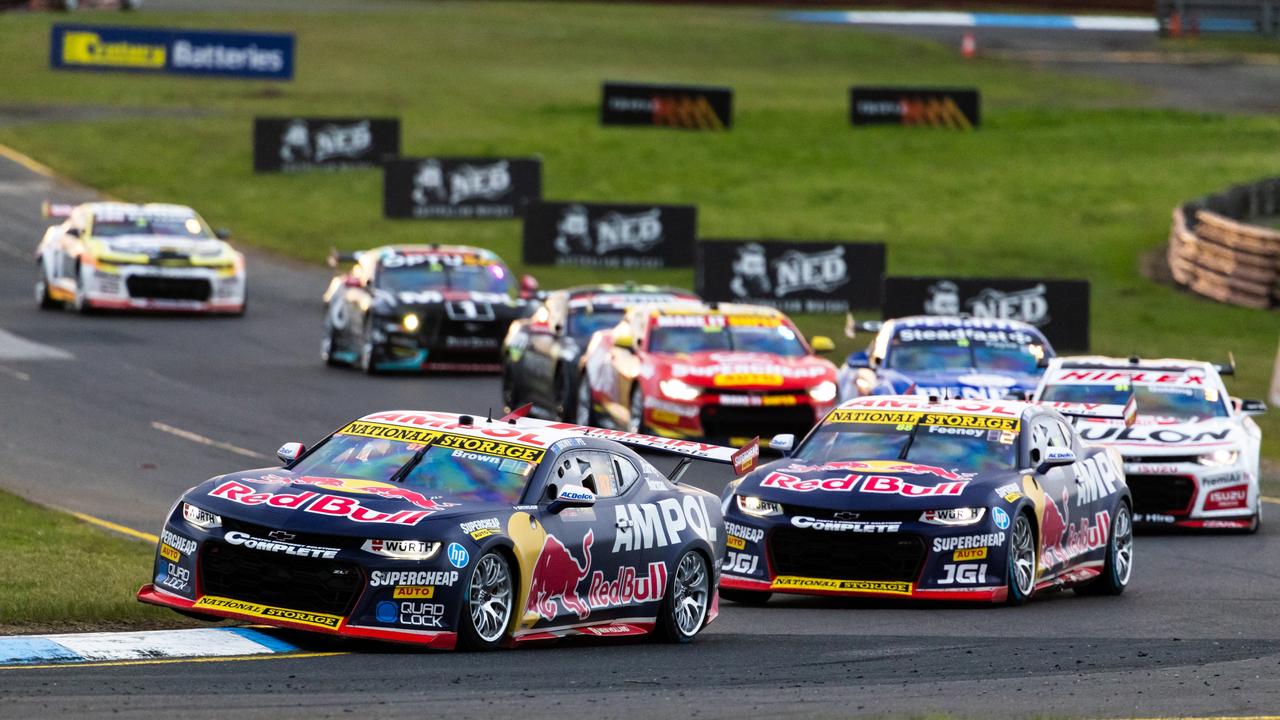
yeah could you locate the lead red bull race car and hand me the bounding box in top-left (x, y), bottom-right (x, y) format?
top-left (138, 409), bottom-right (756, 650)
top-left (719, 396), bottom-right (1133, 605)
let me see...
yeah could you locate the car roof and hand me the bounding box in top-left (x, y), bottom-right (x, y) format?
top-left (84, 202), bottom-right (198, 219)
top-left (835, 395), bottom-right (1036, 422)
top-left (563, 284), bottom-right (695, 299)
top-left (638, 302), bottom-right (784, 319)
top-left (886, 315), bottom-right (1042, 333)
top-left (373, 244), bottom-right (502, 261)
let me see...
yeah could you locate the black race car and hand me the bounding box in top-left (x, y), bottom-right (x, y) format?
top-left (502, 284), bottom-right (699, 419)
top-left (139, 409), bottom-right (756, 649)
top-left (322, 245), bottom-right (539, 373)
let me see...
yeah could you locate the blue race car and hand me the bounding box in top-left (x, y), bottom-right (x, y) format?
top-left (837, 316), bottom-right (1054, 402)
top-left (139, 410), bottom-right (755, 650)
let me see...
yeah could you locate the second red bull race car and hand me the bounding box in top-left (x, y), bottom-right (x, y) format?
top-left (138, 409), bottom-right (756, 649)
top-left (719, 396), bottom-right (1133, 605)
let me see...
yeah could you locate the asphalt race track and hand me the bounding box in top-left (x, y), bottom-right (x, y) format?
top-left (2, 154), bottom-right (1280, 718)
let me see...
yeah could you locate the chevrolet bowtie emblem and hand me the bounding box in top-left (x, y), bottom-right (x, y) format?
top-left (268, 530), bottom-right (296, 541)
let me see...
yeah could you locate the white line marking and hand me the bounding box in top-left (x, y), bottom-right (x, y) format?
top-left (151, 421), bottom-right (269, 461)
top-left (0, 328), bottom-right (72, 361)
top-left (0, 365), bottom-right (30, 381)
top-left (1262, 496), bottom-right (1280, 506)
top-left (49, 629), bottom-right (284, 662)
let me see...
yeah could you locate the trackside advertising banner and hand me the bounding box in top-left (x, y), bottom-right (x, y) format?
top-left (254, 118), bottom-right (400, 173)
top-left (523, 202), bottom-right (696, 268)
top-left (601, 81), bottom-right (733, 131)
top-left (850, 87), bottom-right (980, 130)
top-left (50, 24), bottom-right (295, 80)
top-left (697, 240), bottom-right (885, 313)
top-left (383, 157), bottom-right (542, 219)
top-left (882, 276), bottom-right (1090, 350)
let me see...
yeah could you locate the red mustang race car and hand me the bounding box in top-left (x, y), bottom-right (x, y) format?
top-left (578, 304), bottom-right (839, 446)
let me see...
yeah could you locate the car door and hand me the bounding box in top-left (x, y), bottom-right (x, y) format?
top-left (525, 296), bottom-right (567, 410)
top-left (1027, 414), bottom-right (1080, 575)
top-left (524, 449), bottom-right (622, 628)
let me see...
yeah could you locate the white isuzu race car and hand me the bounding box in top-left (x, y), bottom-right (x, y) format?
top-left (1034, 356), bottom-right (1266, 532)
top-left (35, 202), bottom-right (246, 314)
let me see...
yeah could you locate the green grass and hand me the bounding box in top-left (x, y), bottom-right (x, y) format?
top-left (0, 490), bottom-right (192, 632)
top-left (0, 2), bottom-right (1277, 458)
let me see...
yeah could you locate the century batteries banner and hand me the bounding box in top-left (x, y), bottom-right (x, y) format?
top-left (383, 158), bottom-right (542, 219)
top-left (850, 87), bottom-right (980, 130)
top-left (523, 202), bottom-right (697, 268)
top-left (697, 240), bottom-right (886, 313)
top-left (882, 277), bottom-right (1090, 350)
top-left (50, 24), bottom-right (294, 80)
top-left (254, 118), bottom-right (400, 173)
top-left (601, 81), bottom-right (733, 131)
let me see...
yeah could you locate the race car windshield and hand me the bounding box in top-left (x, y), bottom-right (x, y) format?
top-left (1041, 383), bottom-right (1229, 420)
top-left (290, 435), bottom-right (534, 503)
top-left (568, 309), bottom-right (625, 342)
top-left (794, 421), bottom-right (1015, 473)
top-left (92, 214), bottom-right (211, 239)
top-left (379, 262), bottom-right (513, 295)
top-left (887, 338), bottom-right (1044, 373)
top-left (649, 322), bottom-right (807, 357)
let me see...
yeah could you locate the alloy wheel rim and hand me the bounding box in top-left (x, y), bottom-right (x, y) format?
top-left (469, 554), bottom-right (512, 643)
top-left (672, 552), bottom-right (708, 637)
top-left (1011, 514), bottom-right (1036, 596)
top-left (1113, 505), bottom-right (1134, 586)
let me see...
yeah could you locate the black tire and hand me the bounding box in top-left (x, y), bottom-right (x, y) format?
top-left (1076, 501), bottom-right (1133, 596)
top-left (35, 272), bottom-right (58, 310)
top-left (720, 588), bottom-right (771, 606)
top-left (72, 261), bottom-right (94, 315)
top-left (655, 549), bottom-right (711, 643)
top-left (1246, 510), bottom-right (1261, 535)
top-left (321, 327), bottom-right (343, 367)
top-left (501, 364), bottom-right (519, 412)
top-left (357, 318), bottom-right (380, 375)
top-left (1005, 510), bottom-right (1036, 606)
top-left (575, 369), bottom-right (597, 425)
top-left (628, 386), bottom-right (648, 434)
top-left (456, 551), bottom-right (515, 651)
top-left (555, 364), bottom-right (577, 421)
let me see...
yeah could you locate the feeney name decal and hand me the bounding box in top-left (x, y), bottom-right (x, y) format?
top-left (193, 596), bottom-right (343, 629)
top-left (210, 481), bottom-right (434, 525)
top-left (772, 577), bottom-right (912, 595)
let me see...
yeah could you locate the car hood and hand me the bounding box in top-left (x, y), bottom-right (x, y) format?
top-left (1075, 416), bottom-right (1242, 454)
top-left (878, 368), bottom-right (1043, 399)
top-left (650, 351), bottom-right (836, 391)
top-left (186, 468), bottom-right (505, 538)
top-left (735, 457), bottom-right (1020, 511)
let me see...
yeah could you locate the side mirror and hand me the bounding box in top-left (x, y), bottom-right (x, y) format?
top-left (811, 336), bottom-right (835, 354)
top-left (1239, 398), bottom-right (1267, 416)
top-left (613, 333), bottom-right (635, 351)
top-left (845, 350), bottom-right (871, 370)
top-left (1035, 447), bottom-right (1075, 474)
top-left (343, 275), bottom-right (364, 289)
top-left (65, 227), bottom-right (81, 238)
top-left (770, 433), bottom-right (795, 455)
top-left (215, 228), bottom-right (232, 240)
top-left (547, 484), bottom-right (596, 513)
top-left (277, 442), bottom-right (305, 465)
top-left (519, 274), bottom-right (540, 300)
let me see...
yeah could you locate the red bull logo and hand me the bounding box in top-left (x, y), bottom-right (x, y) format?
top-left (250, 475), bottom-right (454, 513)
top-left (783, 461), bottom-right (971, 482)
top-left (763, 464), bottom-right (971, 496)
top-left (1039, 488), bottom-right (1109, 568)
top-left (209, 481), bottom-right (433, 526)
top-left (527, 531), bottom-right (595, 621)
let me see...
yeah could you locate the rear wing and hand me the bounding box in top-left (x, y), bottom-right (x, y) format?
top-left (41, 201), bottom-right (76, 220)
top-left (504, 408), bottom-right (759, 476)
top-left (1043, 397), bottom-right (1137, 428)
top-left (326, 247), bottom-right (363, 268)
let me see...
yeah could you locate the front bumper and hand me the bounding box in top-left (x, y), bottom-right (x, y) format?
top-left (80, 262), bottom-right (245, 313)
top-left (718, 509), bottom-right (1011, 603)
top-left (641, 389), bottom-right (834, 446)
top-left (1123, 460), bottom-right (1257, 529)
top-left (371, 318), bottom-right (508, 372)
top-left (139, 516), bottom-right (465, 649)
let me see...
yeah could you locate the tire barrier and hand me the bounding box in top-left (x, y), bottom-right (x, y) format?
top-left (1168, 177), bottom-right (1280, 310)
